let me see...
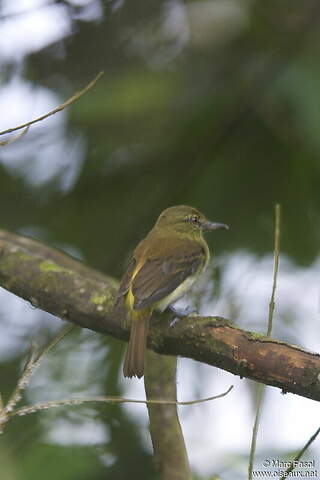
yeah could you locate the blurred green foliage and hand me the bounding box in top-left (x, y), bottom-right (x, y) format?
top-left (1, 0), bottom-right (320, 478)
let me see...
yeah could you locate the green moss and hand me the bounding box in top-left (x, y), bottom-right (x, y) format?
top-left (16, 252), bottom-right (30, 261)
top-left (246, 331), bottom-right (265, 341)
top-left (39, 260), bottom-right (69, 273)
top-left (0, 251), bottom-right (30, 272)
top-left (91, 292), bottom-right (108, 305)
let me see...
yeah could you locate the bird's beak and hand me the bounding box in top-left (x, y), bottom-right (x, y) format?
top-left (202, 221), bottom-right (229, 231)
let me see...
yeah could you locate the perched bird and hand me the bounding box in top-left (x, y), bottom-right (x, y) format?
top-left (114, 205), bottom-right (228, 378)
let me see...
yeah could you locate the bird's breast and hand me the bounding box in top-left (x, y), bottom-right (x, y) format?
top-left (155, 271), bottom-right (201, 312)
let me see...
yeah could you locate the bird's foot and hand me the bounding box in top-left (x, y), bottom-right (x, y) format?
top-left (169, 305), bottom-right (198, 327)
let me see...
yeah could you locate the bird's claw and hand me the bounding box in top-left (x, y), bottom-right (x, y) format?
top-left (169, 305), bottom-right (198, 327)
top-left (169, 317), bottom-right (180, 327)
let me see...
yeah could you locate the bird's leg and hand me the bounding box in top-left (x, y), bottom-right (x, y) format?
top-left (169, 305), bottom-right (197, 317)
top-left (168, 304), bottom-right (198, 327)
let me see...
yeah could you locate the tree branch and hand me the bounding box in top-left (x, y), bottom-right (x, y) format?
top-left (0, 71), bottom-right (104, 137)
top-left (144, 352), bottom-right (191, 480)
top-left (0, 229), bottom-right (319, 402)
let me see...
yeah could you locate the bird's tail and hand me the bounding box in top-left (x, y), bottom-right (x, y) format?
top-left (123, 308), bottom-right (151, 378)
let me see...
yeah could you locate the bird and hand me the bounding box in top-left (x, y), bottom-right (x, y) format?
top-left (114, 205), bottom-right (229, 378)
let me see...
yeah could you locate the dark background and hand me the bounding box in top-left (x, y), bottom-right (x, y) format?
top-left (0, 1), bottom-right (319, 479)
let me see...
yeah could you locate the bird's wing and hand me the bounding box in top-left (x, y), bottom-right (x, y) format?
top-left (132, 243), bottom-right (205, 310)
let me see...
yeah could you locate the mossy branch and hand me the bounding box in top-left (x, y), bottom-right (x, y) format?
top-left (0, 229), bottom-right (319, 402)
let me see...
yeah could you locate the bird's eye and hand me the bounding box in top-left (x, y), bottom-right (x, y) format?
top-left (190, 215), bottom-right (199, 224)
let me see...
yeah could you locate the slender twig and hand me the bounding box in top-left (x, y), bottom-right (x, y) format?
top-left (0, 126), bottom-right (30, 146)
top-left (0, 393), bottom-right (8, 433)
top-left (280, 426), bottom-right (320, 479)
top-left (248, 204), bottom-right (281, 480)
top-left (0, 393), bottom-right (5, 420)
top-left (0, 71), bottom-right (104, 137)
top-left (4, 324), bottom-right (75, 414)
top-left (248, 384), bottom-right (265, 479)
top-left (267, 204), bottom-right (281, 337)
top-left (0, 1), bottom-right (55, 21)
top-left (8, 385), bottom-right (234, 419)
top-left (34, 324), bottom-right (75, 363)
top-left (5, 343), bottom-right (38, 413)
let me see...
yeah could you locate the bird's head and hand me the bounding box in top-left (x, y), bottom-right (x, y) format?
top-left (155, 205), bottom-right (229, 238)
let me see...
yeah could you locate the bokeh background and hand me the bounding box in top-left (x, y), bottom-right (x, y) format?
top-left (0, 1), bottom-right (319, 479)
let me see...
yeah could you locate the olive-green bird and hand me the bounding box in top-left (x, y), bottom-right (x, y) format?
top-left (115, 205), bottom-right (228, 378)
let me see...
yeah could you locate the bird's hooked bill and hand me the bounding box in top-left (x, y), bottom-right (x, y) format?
top-left (202, 221), bottom-right (229, 231)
